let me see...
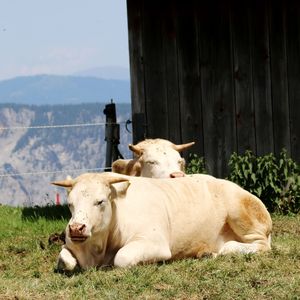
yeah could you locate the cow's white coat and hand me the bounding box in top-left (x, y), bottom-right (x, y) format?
top-left (53, 172), bottom-right (272, 271)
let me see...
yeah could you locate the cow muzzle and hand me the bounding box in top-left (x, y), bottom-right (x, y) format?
top-left (170, 171), bottom-right (185, 178)
top-left (69, 223), bottom-right (88, 242)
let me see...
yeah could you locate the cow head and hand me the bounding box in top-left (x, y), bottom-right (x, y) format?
top-left (52, 173), bottom-right (129, 244)
top-left (128, 139), bottom-right (195, 178)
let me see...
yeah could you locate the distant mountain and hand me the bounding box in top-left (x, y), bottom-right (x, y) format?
top-left (74, 66), bottom-right (130, 80)
top-left (0, 103), bottom-right (132, 206)
top-left (0, 74), bottom-right (130, 105)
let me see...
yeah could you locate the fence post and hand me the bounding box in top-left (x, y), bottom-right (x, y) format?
top-left (103, 100), bottom-right (124, 171)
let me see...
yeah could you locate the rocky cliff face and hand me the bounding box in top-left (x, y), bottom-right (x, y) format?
top-left (0, 103), bottom-right (132, 206)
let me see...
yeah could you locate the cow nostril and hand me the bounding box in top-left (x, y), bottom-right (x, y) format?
top-left (78, 224), bottom-right (86, 233)
top-left (69, 223), bottom-right (86, 236)
top-left (170, 172), bottom-right (185, 178)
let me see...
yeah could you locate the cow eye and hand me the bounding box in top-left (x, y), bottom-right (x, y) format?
top-left (146, 160), bottom-right (157, 165)
top-left (95, 199), bottom-right (104, 206)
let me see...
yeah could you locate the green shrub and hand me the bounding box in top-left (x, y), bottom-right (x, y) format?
top-left (227, 150), bottom-right (300, 214)
top-left (186, 154), bottom-right (207, 174)
top-left (186, 150), bottom-right (300, 214)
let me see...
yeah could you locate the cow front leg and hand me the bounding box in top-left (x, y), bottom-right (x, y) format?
top-left (114, 240), bottom-right (172, 267)
top-left (56, 247), bottom-right (78, 272)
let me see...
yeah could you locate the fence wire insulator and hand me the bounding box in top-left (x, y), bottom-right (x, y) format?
top-left (125, 119), bottom-right (132, 133)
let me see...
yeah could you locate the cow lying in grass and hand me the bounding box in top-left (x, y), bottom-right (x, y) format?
top-left (112, 138), bottom-right (195, 178)
top-left (52, 172), bottom-right (272, 272)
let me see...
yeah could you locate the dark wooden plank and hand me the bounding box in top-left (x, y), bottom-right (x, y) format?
top-left (269, 0), bottom-right (291, 157)
top-left (175, 1), bottom-right (204, 162)
top-left (127, 0), bottom-right (147, 143)
top-left (142, 0), bottom-right (169, 139)
top-left (286, 0), bottom-right (300, 163)
top-left (161, 0), bottom-right (182, 145)
top-left (198, 0), bottom-right (236, 177)
top-left (250, 0), bottom-right (274, 156)
top-left (231, 0), bottom-right (256, 154)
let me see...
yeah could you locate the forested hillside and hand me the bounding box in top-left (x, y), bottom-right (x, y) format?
top-left (0, 103), bottom-right (132, 206)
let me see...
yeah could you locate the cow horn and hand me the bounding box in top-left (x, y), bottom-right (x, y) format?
top-left (107, 177), bottom-right (129, 185)
top-left (128, 144), bottom-right (143, 156)
top-left (52, 179), bottom-right (75, 188)
top-left (173, 141), bottom-right (195, 152)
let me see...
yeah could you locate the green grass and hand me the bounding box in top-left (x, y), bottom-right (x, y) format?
top-left (0, 205), bottom-right (299, 300)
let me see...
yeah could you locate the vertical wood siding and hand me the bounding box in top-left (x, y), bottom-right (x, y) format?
top-left (127, 0), bottom-right (300, 176)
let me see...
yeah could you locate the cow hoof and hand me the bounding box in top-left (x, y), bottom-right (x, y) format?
top-left (56, 248), bottom-right (78, 272)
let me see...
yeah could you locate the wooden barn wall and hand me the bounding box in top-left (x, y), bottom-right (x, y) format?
top-left (127, 0), bottom-right (300, 177)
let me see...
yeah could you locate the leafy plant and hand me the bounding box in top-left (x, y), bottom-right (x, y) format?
top-left (186, 154), bottom-right (207, 174)
top-left (227, 149), bottom-right (300, 214)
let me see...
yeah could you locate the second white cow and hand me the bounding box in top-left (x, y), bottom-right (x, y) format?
top-left (112, 138), bottom-right (195, 178)
top-left (52, 172), bottom-right (272, 272)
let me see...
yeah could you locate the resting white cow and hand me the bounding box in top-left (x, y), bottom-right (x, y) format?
top-left (112, 138), bottom-right (195, 178)
top-left (52, 172), bottom-right (272, 271)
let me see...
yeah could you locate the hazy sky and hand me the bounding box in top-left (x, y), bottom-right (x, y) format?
top-left (0, 0), bottom-right (129, 80)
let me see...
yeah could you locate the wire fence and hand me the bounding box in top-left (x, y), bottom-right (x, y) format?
top-left (0, 122), bottom-right (106, 179)
top-left (0, 120), bottom-right (131, 178)
top-left (0, 101), bottom-right (133, 206)
top-left (0, 121), bottom-right (128, 131)
top-left (0, 118), bottom-right (132, 207)
top-left (0, 167), bottom-right (111, 178)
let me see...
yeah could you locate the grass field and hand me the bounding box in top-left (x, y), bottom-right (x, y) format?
top-left (0, 205), bottom-right (299, 300)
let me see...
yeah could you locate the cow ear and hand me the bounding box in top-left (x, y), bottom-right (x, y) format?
top-left (109, 178), bottom-right (131, 197)
top-left (127, 159), bottom-right (142, 176)
top-left (128, 144), bottom-right (143, 156)
top-left (173, 141), bottom-right (195, 152)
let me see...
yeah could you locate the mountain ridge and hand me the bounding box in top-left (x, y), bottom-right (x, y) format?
top-left (0, 74), bottom-right (130, 105)
top-left (73, 66), bottom-right (130, 80)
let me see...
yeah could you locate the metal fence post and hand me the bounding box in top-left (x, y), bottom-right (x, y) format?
top-left (103, 100), bottom-right (123, 171)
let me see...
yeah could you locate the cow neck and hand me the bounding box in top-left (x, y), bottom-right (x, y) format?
top-left (89, 231), bottom-right (110, 266)
top-left (105, 199), bottom-right (122, 254)
top-left (66, 230), bottom-right (109, 269)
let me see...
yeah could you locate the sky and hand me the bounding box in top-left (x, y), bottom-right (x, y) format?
top-left (0, 0), bottom-right (129, 80)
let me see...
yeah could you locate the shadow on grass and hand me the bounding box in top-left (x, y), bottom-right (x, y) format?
top-left (54, 264), bottom-right (116, 276)
top-left (22, 204), bottom-right (71, 221)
